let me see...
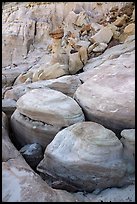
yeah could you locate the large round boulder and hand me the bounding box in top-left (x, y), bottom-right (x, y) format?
top-left (37, 122), bottom-right (132, 192)
top-left (11, 88), bottom-right (85, 147)
top-left (74, 63), bottom-right (135, 132)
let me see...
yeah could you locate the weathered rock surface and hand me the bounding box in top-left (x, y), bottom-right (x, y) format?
top-left (120, 129), bottom-right (135, 169)
top-left (33, 62), bottom-right (69, 81)
top-left (2, 98), bottom-right (16, 118)
top-left (92, 42), bottom-right (108, 52)
top-left (11, 109), bottom-right (61, 148)
top-left (3, 113), bottom-right (135, 202)
top-left (81, 34), bottom-right (135, 75)
top-left (2, 156), bottom-right (81, 202)
top-left (90, 27), bottom-right (113, 44)
top-left (16, 88), bottom-right (85, 127)
top-left (2, 156), bottom-right (135, 202)
top-left (69, 52), bottom-right (84, 74)
top-left (4, 75), bottom-right (82, 100)
top-left (75, 48), bottom-right (135, 132)
top-left (90, 184), bottom-right (135, 202)
top-left (37, 122), bottom-right (132, 192)
top-left (2, 2), bottom-right (135, 202)
top-left (2, 112), bottom-right (20, 162)
top-left (124, 23), bottom-right (135, 35)
top-left (2, 2), bottom-right (132, 67)
top-left (2, 66), bottom-right (30, 88)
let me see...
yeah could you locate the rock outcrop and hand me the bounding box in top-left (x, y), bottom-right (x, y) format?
top-left (2, 2), bottom-right (135, 202)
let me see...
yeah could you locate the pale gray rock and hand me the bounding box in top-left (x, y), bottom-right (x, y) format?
top-left (2, 98), bottom-right (16, 118)
top-left (37, 122), bottom-right (131, 192)
top-left (76, 40), bottom-right (91, 49)
top-left (2, 155), bottom-right (135, 202)
top-left (2, 157), bottom-right (81, 202)
top-left (4, 84), bottom-right (30, 101)
top-left (75, 59), bottom-right (135, 132)
top-left (2, 67), bottom-right (28, 88)
top-left (16, 88), bottom-right (85, 127)
top-left (2, 112), bottom-right (21, 162)
top-left (82, 36), bottom-right (135, 73)
top-left (4, 75), bottom-right (82, 100)
top-left (11, 109), bottom-right (61, 148)
top-left (120, 129), bottom-right (135, 171)
top-left (3, 111), bottom-right (134, 202)
top-left (89, 185), bottom-right (135, 202)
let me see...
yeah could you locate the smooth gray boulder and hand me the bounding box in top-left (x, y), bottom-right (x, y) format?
top-left (37, 122), bottom-right (132, 192)
top-left (16, 88), bottom-right (85, 127)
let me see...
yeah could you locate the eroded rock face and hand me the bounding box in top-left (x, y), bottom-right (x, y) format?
top-left (81, 35), bottom-right (135, 77)
top-left (11, 109), bottom-right (61, 148)
top-left (16, 88), bottom-right (85, 127)
top-left (120, 129), bottom-right (135, 170)
top-left (37, 122), bottom-right (132, 192)
top-left (2, 112), bottom-right (21, 162)
top-left (2, 2), bottom-right (132, 67)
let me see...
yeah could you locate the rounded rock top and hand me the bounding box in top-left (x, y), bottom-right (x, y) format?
top-left (16, 88), bottom-right (85, 127)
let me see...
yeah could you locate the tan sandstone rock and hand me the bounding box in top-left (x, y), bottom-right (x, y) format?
top-left (124, 23), bottom-right (135, 35)
top-left (90, 26), bottom-right (113, 44)
top-left (113, 14), bottom-right (129, 27)
top-left (36, 63), bottom-right (68, 81)
top-left (69, 52), bottom-right (83, 74)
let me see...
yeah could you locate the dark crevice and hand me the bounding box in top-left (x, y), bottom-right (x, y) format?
top-left (34, 20), bottom-right (37, 36)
